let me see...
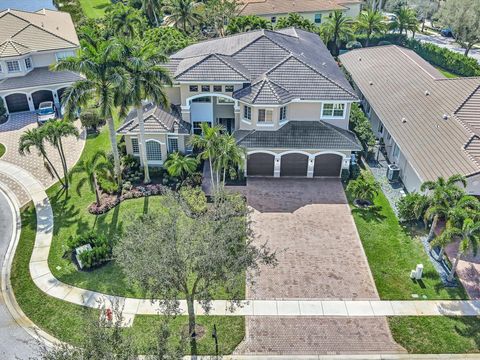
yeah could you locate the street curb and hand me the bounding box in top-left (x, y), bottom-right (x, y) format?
top-left (0, 182), bottom-right (61, 350)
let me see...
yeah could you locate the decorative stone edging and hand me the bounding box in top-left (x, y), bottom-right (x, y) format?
top-left (1, 160), bottom-right (480, 323)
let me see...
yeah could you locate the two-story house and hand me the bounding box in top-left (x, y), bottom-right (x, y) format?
top-left (239, 0), bottom-right (363, 26)
top-left (0, 8), bottom-right (81, 115)
top-left (118, 28), bottom-right (362, 178)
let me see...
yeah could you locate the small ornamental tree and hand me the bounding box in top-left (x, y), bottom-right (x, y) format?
top-left (114, 190), bottom-right (277, 354)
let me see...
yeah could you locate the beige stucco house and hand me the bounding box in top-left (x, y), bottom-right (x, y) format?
top-left (119, 28), bottom-right (362, 178)
top-left (340, 45), bottom-right (480, 195)
top-left (239, 0), bottom-right (363, 25)
top-left (0, 8), bottom-right (81, 114)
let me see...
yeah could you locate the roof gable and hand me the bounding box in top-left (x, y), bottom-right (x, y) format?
top-left (11, 24), bottom-right (77, 51)
top-left (234, 77), bottom-right (292, 104)
top-left (0, 39), bottom-right (30, 57)
top-left (0, 12), bottom-right (30, 40)
top-left (175, 53), bottom-right (250, 81)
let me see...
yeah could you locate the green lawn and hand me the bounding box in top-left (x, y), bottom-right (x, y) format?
top-left (435, 65), bottom-right (459, 78)
top-left (0, 143), bottom-right (5, 158)
top-left (349, 189), bottom-right (466, 300)
top-left (11, 203), bottom-right (244, 354)
top-left (389, 317), bottom-right (480, 353)
top-left (78, 0), bottom-right (111, 18)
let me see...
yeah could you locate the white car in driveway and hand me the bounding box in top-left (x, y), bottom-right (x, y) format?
top-left (37, 101), bottom-right (57, 125)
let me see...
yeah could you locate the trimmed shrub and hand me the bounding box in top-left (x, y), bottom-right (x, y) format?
top-left (397, 192), bottom-right (430, 223)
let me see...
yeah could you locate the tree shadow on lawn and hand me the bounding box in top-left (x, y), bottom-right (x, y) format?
top-left (452, 317), bottom-right (480, 350)
top-left (50, 187), bottom-right (90, 237)
top-left (351, 205), bottom-right (386, 223)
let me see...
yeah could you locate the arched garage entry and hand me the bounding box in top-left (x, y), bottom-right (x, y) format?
top-left (57, 87), bottom-right (68, 104)
top-left (5, 93), bottom-right (29, 113)
top-left (32, 90), bottom-right (54, 109)
top-left (280, 153), bottom-right (309, 177)
top-left (247, 152), bottom-right (274, 176)
top-left (313, 153), bottom-right (343, 177)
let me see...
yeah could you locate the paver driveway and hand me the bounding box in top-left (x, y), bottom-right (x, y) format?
top-left (0, 112), bottom-right (85, 204)
top-left (235, 178), bottom-right (404, 355)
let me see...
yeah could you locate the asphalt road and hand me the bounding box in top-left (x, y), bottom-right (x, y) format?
top-left (0, 188), bottom-right (38, 359)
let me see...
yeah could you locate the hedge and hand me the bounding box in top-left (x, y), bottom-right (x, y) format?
top-left (344, 33), bottom-right (480, 77)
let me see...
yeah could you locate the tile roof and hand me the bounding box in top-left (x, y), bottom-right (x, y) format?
top-left (340, 45), bottom-right (480, 181)
top-left (234, 77), bottom-right (293, 104)
top-left (0, 66), bottom-right (82, 91)
top-left (239, 0), bottom-right (362, 16)
top-left (235, 120), bottom-right (362, 150)
top-left (0, 39), bottom-right (30, 57)
top-left (117, 102), bottom-right (190, 135)
top-left (0, 9), bottom-right (78, 58)
top-left (168, 28), bottom-right (357, 104)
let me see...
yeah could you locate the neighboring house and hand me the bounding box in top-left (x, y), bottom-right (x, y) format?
top-left (119, 28), bottom-right (362, 178)
top-left (340, 45), bottom-right (480, 195)
top-left (239, 0), bottom-right (363, 25)
top-left (0, 8), bottom-right (81, 114)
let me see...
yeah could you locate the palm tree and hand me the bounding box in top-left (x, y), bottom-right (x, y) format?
top-left (42, 120), bottom-right (80, 189)
top-left (116, 39), bottom-right (172, 184)
top-left (163, 0), bottom-right (202, 33)
top-left (71, 151), bottom-right (108, 206)
top-left (52, 35), bottom-right (127, 187)
top-left (141, 0), bottom-right (163, 27)
top-left (189, 123), bottom-right (223, 193)
top-left (216, 134), bottom-right (245, 187)
top-left (356, 9), bottom-right (387, 46)
top-left (107, 3), bottom-right (144, 38)
top-left (390, 6), bottom-right (418, 36)
top-left (320, 10), bottom-right (354, 56)
top-left (434, 218), bottom-right (480, 282)
top-left (346, 170), bottom-right (379, 205)
top-left (164, 152), bottom-right (199, 181)
top-left (18, 128), bottom-right (64, 187)
top-left (226, 15), bottom-right (271, 35)
top-left (275, 13), bottom-right (315, 32)
top-left (421, 174), bottom-right (467, 241)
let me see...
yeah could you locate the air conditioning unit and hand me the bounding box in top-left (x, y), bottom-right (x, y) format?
top-left (387, 163), bottom-right (400, 182)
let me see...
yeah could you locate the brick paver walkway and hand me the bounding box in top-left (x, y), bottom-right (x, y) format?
top-left (0, 112), bottom-right (85, 204)
top-left (235, 178), bottom-right (405, 355)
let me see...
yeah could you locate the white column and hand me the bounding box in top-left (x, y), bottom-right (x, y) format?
top-left (27, 94), bottom-right (35, 111)
top-left (274, 155), bottom-right (281, 177)
top-left (307, 155), bottom-right (315, 178)
top-left (342, 157), bottom-right (350, 169)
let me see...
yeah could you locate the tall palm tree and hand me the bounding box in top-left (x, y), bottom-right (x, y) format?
top-left (42, 120), bottom-right (80, 189)
top-left (18, 128), bottom-right (64, 187)
top-left (163, 0), bottom-right (202, 33)
top-left (356, 9), bottom-right (387, 46)
top-left (434, 218), bottom-right (480, 282)
top-left (164, 152), bottom-right (199, 181)
top-left (116, 39), bottom-right (172, 183)
top-left (189, 123), bottom-right (223, 193)
top-left (107, 3), bottom-right (144, 38)
top-left (391, 6), bottom-right (418, 36)
top-left (216, 134), bottom-right (245, 187)
top-left (71, 150), bottom-right (108, 206)
top-left (421, 174), bottom-right (467, 241)
top-left (141, 0), bottom-right (163, 27)
top-left (320, 10), bottom-right (354, 56)
top-left (52, 35), bottom-right (127, 187)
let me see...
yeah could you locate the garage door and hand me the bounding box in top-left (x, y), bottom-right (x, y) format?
top-left (280, 153), bottom-right (308, 177)
top-left (313, 153), bottom-right (343, 177)
top-left (247, 153), bottom-right (274, 176)
top-left (32, 90), bottom-right (54, 109)
top-left (5, 93), bottom-right (29, 113)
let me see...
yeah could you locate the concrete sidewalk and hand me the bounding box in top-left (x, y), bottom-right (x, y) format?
top-left (2, 160), bottom-right (480, 322)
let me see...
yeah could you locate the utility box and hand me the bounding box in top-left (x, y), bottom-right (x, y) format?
top-left (387, 163), bottom-right (400, 182)
top-left (415, 264), bottom-right (423, 280)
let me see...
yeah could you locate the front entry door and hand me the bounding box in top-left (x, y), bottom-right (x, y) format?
top-left (218, 118), bottom-right (234, 134)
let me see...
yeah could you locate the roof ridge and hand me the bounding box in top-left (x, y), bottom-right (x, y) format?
top-left (252, 79), bottom-right (268, 102)
top-left (14, 22), bottom-right (78, 47)
top-left (214, 53), bottom-right (250, 80)
top-left (454, 84), bottom-right (480, 115)
top-left (231, 32), bottom-right (291, 58)
top-left (265, 79), bottom-right (281, 103)
top-left (463, 134), bottom-right (480, 169)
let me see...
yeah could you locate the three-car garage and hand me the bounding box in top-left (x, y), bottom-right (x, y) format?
top-left (246, 151), bottom-right (345, 178)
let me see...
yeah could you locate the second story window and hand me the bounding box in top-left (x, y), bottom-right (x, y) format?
top-left (280, 106), bottom-right (287, 121)
top-left (213, 85), bottom-right (222, 92)
top-left (55, 50), bottom-right (75, 62)
top-left (24, 57), bottom-right (32, 70)
top-left (225, 85), bottom-right (234, 92)
top-left (7, 60), bottom-right (20, 73)
top-left (201, 85), bottom-right (210, 92)
top-left (322, 103), bottom-right (345, 118)
top-left (243, 105), bottom-right (251, 120)
top-left (258, 109), bottom-right (273, 123)
top-left (189, 85), bottom-right (198, 92)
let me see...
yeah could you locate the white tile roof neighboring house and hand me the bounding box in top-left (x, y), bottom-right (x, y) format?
top-left (239, 0), bottom-right (363, 16)
top-left (0, 66), bottom-right (82, 91)
top-left (340, 45), bottom-right (480, 181)
top-left (0, 8), bottom-right (79, 59)
top-left (168, 28), bottom-right (358, 104)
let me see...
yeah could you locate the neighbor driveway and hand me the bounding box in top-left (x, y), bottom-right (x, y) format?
top-left (235, 178), bottom-right (404, 355)
top-left (0, 112), bottom-right (85, 204)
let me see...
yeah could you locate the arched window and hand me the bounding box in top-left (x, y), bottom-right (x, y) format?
top-left (146, 141), bottom-right (162, 162)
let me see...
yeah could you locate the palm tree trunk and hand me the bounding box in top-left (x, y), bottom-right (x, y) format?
top-left (447, 254), bottom-right (461, 282)
top-left (223, 167), bottom-right (226, 187)
top-left (427, 214), bottom-right (438, 242)
top-left (93, 173), bottom-right (101, 206)
top-left (209, 158), bottom-right (215, 194)
top-left (136, 105), bottom-right (151, 184)
top-left (107, 117), bottom-right (122, 188)
top-left (41, 149), bottom-right (65, 187)
top-left (58, 137), bottom-right (69, 188)
top-left (153, 8), bottom-right (159, 27)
